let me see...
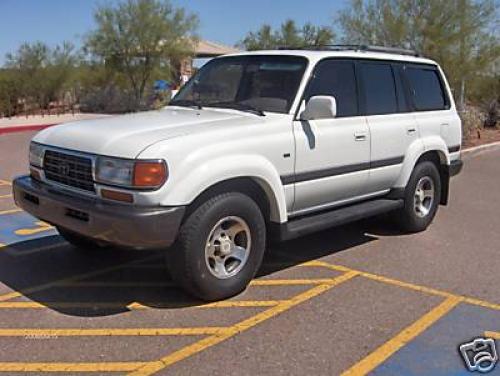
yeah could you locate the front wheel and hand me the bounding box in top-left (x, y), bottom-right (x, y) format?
top-left (167, 192), bottom-right (266, 301)
top-left (396, 161), bottom-right (441, 232)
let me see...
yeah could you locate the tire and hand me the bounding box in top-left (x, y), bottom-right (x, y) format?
top-left (397, 161), bottom-right (441, 232)
top-left (57, 227), bottom-right (108, 251)
top-left (167, 192), bottom-right (266, 301)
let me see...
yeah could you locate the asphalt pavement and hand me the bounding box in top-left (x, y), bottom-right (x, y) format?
top-left (0, 130), bottom-right (498, 375)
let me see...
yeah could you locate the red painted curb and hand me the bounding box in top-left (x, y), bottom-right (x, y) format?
top-left (0, 123), bottom-right (58, 135)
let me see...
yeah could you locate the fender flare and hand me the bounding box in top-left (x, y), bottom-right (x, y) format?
top-left (161, 154), bottom-right (288, 223)
top-left (394, 137), bottom-right (449, 188)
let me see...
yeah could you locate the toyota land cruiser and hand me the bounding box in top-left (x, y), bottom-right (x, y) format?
top-left (13, 46), bottom-right (463, 300)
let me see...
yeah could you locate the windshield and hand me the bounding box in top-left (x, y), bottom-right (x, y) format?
top-left (170, 55), bottom-right (308, 114)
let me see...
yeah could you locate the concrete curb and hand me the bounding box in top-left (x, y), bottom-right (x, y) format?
top-left (0, 123), bottom-right (57, 136)
top-left (462, 141), bottom-right (500, 154)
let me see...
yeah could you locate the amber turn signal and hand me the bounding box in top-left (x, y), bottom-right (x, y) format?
top-left (133, 161), bottom-right (167, 188)
top-left (101, 189), bottom-right (134, 203)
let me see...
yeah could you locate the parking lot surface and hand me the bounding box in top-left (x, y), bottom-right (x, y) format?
top-left (0, 130), bottom-right (499, 375)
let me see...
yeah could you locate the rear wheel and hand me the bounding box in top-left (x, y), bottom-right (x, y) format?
top-left (397, 161), bottom-right (441, 232)
top-left (167, 192), bottom-right (266, 301)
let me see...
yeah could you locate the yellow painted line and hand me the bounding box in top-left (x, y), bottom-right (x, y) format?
top-left (0, 179), bottom-right (11, 186)
top-left (0, 300), bottom-right (284, 310)
top-left (65, 278), bottom-right (337, 288)
top-left (342, 296), bottom-right (462, 376)
top-left (0, 255), bottom-right (161, 302)
top-left (0, 327), bottom-right (229, 337)
top-left (199, 300), bottom-right (283, 308)
top-left (302, 260), bottom-right (353, 273)
top-left (312, 260), bottom-right (500, 311)
top-left (15, 221), bottom-right (53, 236)
top-left (0, 362), bottom-right (148, 373)
top-left (360, 272), bottom-right (455, 299)
top-left (0, 208), bottom-right (21, 216)
top-left (251, 278), bottom-right (336, 286)
top-left (128, 270), bottom-right (359, 375)
top-left (0, 194), bottom-right (11, 199)
top-left (461, 297), bottom-right (500, 311)
top-left (485, 331), bottom-right (500, 339)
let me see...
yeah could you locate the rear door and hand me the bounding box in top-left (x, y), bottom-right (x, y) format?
top-left (359, 61), bottom-right (418, 192)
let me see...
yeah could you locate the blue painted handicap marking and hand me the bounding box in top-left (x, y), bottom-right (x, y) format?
top-left (0, 211), bottom-right (57, 246)
top-left (372, 304), bottom-right (500, 375)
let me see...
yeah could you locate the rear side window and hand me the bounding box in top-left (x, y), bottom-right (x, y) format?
top-left (306, 60), bottom-right (358, 117)
top-left (406, 67), bottom-right (448, 111)
top-left (359, 63), bottom-right (398, 115)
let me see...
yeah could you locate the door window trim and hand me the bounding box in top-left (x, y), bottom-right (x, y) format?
top-left (293, 58), bottom-right (362, 121)
top-left (294, 57), bottom-right (451, 120)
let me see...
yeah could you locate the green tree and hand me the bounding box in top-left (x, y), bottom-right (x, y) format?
top-left (4, 41), bottom-right (80, 111)
top-left (0, 69), bottom-right (22, 117)
top-left (85, 0), bottom-right (199, 108)
top-left (338, 0), bottom-right (500, 108)
top-left (241, 19), bottom-right (334, 50)
top-left (5, 42), bottom-right (50, 109)
top-left (47, 42), bottom-right (81, 103)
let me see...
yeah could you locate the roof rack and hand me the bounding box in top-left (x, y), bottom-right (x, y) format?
top-left (277, 44), bottom-right (420, 57)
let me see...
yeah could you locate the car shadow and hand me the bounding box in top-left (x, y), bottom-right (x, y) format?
top-left (0, 216), bottom-right (403, 317)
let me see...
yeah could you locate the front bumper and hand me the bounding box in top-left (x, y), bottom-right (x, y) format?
top-left (13, 176), bottom-right (185, 249)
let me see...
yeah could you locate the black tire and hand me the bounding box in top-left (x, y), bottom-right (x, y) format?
top-left (397, 161), bottom-right (441, 232)
top-left (167, 192), bottom-right (266, 301)
top-left (57, 227), bottom-right (107, 251)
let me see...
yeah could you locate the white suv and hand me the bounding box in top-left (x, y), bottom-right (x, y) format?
top-left (13, 46), bottom-right (463, 300)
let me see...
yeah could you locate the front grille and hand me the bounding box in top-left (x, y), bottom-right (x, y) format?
top-left (43, 150), bottom-right (95, 192)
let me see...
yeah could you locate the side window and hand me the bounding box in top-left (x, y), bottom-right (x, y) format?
top-left (359, 63), bottom-right (398, 115)
top-left (306, 60), bottom-right (358, 117)
top-left (405, 66), bottom-right (447, 111)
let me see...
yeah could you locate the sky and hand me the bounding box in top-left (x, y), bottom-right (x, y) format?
top-left (0, 0), bottom-right (347, 65)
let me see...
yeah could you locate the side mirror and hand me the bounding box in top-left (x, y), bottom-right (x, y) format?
top-left (300, 96), bottom-right (337, 121)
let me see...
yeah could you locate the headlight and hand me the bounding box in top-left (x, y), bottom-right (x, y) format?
top-left (96, 157), bottom-right (167, 189)
top-left (29, 142), bottom-right (45, 167)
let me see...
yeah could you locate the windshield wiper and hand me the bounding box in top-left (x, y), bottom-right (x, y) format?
top-left (169, 99), bottom-right (203, 110)
top-left (207, 102), bottom-right (265, 117)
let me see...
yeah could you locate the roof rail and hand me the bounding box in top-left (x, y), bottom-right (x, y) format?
top-left (277, 44), bottom-right (420, 57)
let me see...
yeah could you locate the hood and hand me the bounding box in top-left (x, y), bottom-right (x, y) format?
top-left (33, 107), bottom-right (259, 158)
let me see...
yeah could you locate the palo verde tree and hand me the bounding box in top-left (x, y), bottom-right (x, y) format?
top-left (338, 0), bottom-right (500, 109)
top-left (4, 41), bottom-right (79, 111)
top-left (85, 0), bottom-right (199, 109)
top-left (241, 19), bottom-right (334, 50)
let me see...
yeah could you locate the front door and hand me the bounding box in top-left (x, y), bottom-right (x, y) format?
top-left (291, 59), bottom-right (370, 215)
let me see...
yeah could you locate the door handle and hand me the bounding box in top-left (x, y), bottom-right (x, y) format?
top-left (407, 128), bottom-right (417, 135)
top-left (354, 132), bottom-right (367, 141)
